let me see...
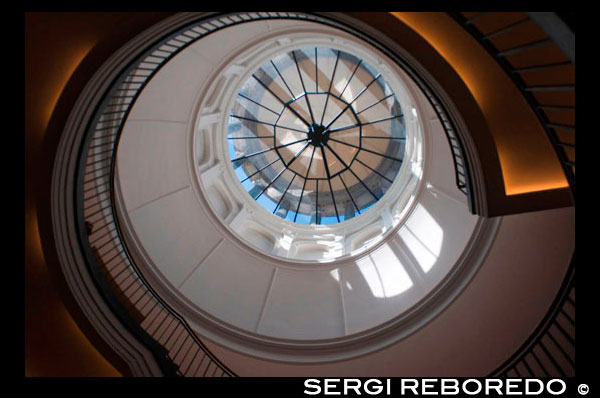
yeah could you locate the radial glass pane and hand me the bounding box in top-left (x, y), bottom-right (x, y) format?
top-left (228, 47), bottom-right (406, 225)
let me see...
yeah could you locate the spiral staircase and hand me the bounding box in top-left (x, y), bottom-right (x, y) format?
top-left (27, 12), bottom-right (575, 377)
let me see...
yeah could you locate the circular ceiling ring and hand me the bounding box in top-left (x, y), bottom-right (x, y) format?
top-left (192, 27), bottom-right (422, 264)
top-left (51, 12), bottom-right (495, 369)
top-left (110, 13), bottom-right (497, 363)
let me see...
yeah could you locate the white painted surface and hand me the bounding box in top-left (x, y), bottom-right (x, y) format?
top-left (341, 247), bottom-right (425, 335)
top-left (186, 21), bottom-right (271, 67)
top-left (116, 119), bottom-right (189, 212)
top-left (127, 187), bottom-right (223, 288)
top-left (127, 49), bottom-right (213, 123)
top-left (257, 267), bottom-right (346, 340)
top-left (180, 240), bottom-right (275, 332)
top-left (200, 206), bottom-right (574, 376)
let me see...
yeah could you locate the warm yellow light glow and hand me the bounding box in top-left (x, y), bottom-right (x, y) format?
top-left (391, 12), bottom-right (569, 196)
top-left (25, 205), bottom-right (122, 377)
top-left (25, 206), bottom-right (46, 268)
top-left (502, 182), bottom-right (570, 196)
top-left (41, 44), bottom-right (94, 132)
top-left (26, 35), bottom-right (121, 376)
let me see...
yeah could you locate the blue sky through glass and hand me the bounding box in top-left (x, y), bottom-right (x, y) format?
top-left (226, 46), bottom-right (405, 226)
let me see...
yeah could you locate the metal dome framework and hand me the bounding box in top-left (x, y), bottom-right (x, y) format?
top-left (229, 46), bottom-right (406, 225)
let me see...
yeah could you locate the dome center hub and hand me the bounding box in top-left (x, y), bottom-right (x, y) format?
top-left (308, 124), bottom-right (329, 147)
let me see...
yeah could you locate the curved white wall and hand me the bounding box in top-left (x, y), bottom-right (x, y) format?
top-left (200, 205), bottom-right (574, 376)
top-left (113, 17), bottom-right (574, 370)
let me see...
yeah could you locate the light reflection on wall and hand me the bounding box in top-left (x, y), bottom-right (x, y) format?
top-left (400, 204), bottom-right (443, 273)
top-left (346, 202), bottom-right (443, 302)
top-left (355, 247), bottom-right (413, 299)
top-left (26, 13), bottom-right (121, 376)
top-left (41, 44), bottom-right (95, 133)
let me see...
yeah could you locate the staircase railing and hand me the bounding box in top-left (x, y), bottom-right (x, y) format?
top-left (449, 12), bottom-right (575, 377)
top-left (449, 12), bottom-right (575, 194)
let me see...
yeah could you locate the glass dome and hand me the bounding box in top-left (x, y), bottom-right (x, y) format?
top-left (228, 47), bottom-right (406, 225)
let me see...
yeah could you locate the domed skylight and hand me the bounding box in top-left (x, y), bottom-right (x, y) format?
top-left (228, 47), bottom-right (406, 225)
top-left (101, 13), bottom-right (486, 367)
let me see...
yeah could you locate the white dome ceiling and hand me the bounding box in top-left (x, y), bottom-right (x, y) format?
top-left (113, 16), bottom-right (490, 362)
